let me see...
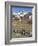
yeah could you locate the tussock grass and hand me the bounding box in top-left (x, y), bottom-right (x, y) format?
top-left (11, 19), bottom-right (32, 38)
top-left (12, 19), bottom-right (32, 32)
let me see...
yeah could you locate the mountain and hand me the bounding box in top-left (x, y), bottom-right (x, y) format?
top-left (12, 12), bottom-right (32, 17)
top-left (25, 12), bottom-right (32, 16)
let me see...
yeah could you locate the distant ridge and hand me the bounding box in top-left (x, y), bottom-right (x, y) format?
top-left (12, 12), bottom-right (32, 16)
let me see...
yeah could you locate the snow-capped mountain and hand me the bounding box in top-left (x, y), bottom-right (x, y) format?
top-left (12, 12), bottom-right (28, 15)
top-left (12, 12), bottom-right (32, 21)
top-left (12, 12), bottom-right (32, 18)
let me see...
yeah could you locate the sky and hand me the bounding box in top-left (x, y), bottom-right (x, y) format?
top-left (11, 7), bottom-right (32, 13)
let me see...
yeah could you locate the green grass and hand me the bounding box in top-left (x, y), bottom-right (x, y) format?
top-left (11, 32), bottom-right (27, 38)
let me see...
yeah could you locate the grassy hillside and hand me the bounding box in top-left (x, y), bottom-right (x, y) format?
top-left (11, 18), bottom-right (32, 38)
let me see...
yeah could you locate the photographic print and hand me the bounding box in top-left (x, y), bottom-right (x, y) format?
top-left (5, 2), bottom-right (37, 44)
top-left (11, 6), bottom-right (32, 38)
